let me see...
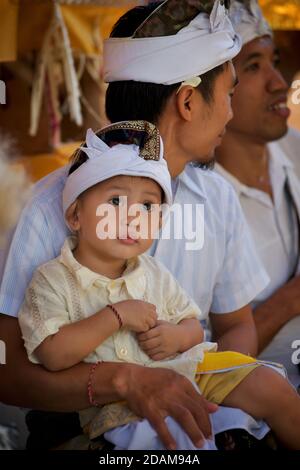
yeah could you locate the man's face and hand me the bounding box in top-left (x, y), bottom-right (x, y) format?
top-left (184, 61), bottom-right (237, 163)
top-left (229, 36), bottom-right (290, 143)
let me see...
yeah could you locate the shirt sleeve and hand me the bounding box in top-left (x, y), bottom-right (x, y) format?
top-left (0, 200), bottom-right (64, 318)
top-left (156, 260), bottom-right (203, 324)
top-left (210, 184), bottom-right (270, 314)
top-left (18, 265), bottom-right (70, 364)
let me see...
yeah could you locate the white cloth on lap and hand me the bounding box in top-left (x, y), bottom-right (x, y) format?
top-left (104, 408), bottom-right (270, 450)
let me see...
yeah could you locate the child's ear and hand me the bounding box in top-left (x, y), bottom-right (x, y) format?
top-left (65, 200), bottom-right (81, 232)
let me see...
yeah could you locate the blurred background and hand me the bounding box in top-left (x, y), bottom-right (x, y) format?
top-left (0, 0), bottom-right (299, 449)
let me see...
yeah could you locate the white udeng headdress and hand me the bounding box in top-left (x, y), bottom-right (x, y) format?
top-left (104, 0), bottom-right (241, 85)
top-left (229, 0), bottom-right (272, 46)
top-left (62, 121), bottom-right (173, 215)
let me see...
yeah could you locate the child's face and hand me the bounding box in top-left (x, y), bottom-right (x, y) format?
top-left (69, 175), bottom-right (163, 261)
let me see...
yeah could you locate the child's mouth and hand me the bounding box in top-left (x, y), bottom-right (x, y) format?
top-left (118, 236), bottom-right (138, 245)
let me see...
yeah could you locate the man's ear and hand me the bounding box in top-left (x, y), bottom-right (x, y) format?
top-left (176, 86), bottom-right (197, 121)
top-left (65, 200), bottom-right (80, 232)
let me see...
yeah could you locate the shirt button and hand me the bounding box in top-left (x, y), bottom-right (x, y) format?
top-left (120, 347), bottom-right (127, 356)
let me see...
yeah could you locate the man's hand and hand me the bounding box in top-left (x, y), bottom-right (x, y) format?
top-left (110, 363), bottom-right (218, 450)
top-left (115, 300), bottom-right (157, 333)
top-left (137, 320), bottom-right (181, 360)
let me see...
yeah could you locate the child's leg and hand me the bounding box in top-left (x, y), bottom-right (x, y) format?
top-left (221, 366), bottom-right (300, 449)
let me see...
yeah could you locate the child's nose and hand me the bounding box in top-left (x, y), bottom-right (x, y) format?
top-left (126, 213), bottom-right (140, 226)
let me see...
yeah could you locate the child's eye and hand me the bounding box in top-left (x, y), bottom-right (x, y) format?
top-left (142, 202), bottom-right (153, 212)
top-left (109, 197), bottom-right (120, 206)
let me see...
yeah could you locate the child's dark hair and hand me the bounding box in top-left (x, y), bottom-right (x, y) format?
top-left (68, 145), bottom-right (89, 176)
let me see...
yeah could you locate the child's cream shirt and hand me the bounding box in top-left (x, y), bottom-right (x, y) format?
top-left (19, 236), bottom-right (217, 382)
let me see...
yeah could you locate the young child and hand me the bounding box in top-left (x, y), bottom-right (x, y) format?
top-left (19, 121), bottom-right (300, 450)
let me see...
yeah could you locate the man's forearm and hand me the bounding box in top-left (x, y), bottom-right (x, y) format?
top-left (0, 315), bottom-right (124, 411)
top-left (210, 305), bottom-right (258, 357)
top-left (254, 276), bottom-right (300, 353)
top-left (216, 323), bottom-right (258, 356)
top-left (253, 294), bottom-right (294, 354)
top-left (1, 360), bottom-right (89, 411)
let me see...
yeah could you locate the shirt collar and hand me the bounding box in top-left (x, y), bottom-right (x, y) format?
top-left (214, 162), bottom-right (247, 197)
top-left (59, 236), bottom-right (146, 295)
top-left (215, 142), bottom-right (294, 199)
top-left (178, 163), bottom-right (208, 201)
top-left (268, 140), bottom-right (294, 172)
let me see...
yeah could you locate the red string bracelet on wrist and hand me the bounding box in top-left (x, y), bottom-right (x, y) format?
top-left (87, 361), bottom-right (102, 407)
top-left (88, 306), bottom-right (122, 407)
top-left (106, 304), bottom-right (123, 329)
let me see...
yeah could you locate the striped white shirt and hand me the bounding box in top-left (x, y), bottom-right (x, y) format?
top-left (215, 128), bottom-right (300, 385)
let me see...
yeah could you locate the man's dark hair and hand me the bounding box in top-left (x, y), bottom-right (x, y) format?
top-left (105, 2), bottom-right (227, 125)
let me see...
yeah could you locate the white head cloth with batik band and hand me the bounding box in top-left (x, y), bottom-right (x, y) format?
top-left (103, 0), bottom-right (241, 86)
top-left (229, 0), bottom-right (273, 46)
top-left (62, 121), bottom-right (173, 216)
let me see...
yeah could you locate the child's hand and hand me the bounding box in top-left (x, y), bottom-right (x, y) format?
top-left (137, 320), bottom-right (181, 360)
top-left (115, 300), bottom-right (158, 333)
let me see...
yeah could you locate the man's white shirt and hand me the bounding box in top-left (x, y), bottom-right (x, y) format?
top-left (150, 163), bottom-right (269, 320)
top-left (215, 128), bottom-right (300, 386)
